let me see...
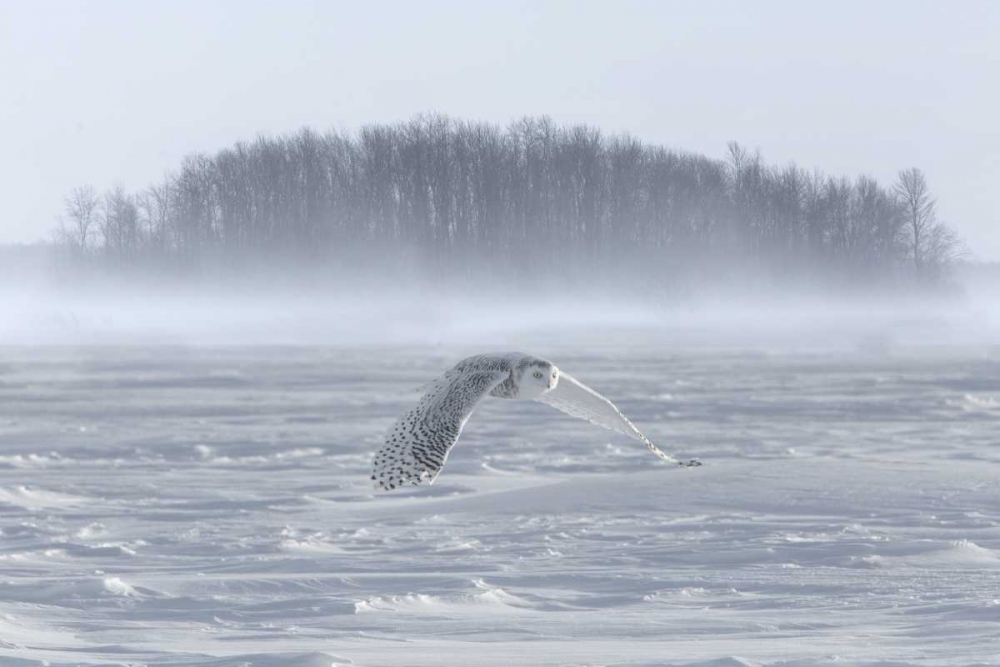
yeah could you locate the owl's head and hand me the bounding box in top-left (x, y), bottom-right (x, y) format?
top-left (518, 359), bottom-right (559, 398)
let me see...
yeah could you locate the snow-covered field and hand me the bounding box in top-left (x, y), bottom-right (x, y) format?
top-left (1, 343), bottom-right (999, 666)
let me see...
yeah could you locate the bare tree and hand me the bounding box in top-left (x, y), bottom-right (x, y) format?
top-left (893, 168), bottom-right (960, 277)
top-left (59, 185), bottom-right (100, 253)
top-left (101, 184), bottom-right (140, 260)
top-left (922, 220), bottom-right (964, 280)
top-left (894, 168), bottom-right (936, 274)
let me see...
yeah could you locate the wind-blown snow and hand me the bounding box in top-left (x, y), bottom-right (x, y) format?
top-left (1, 344), bottom-right (998, 666)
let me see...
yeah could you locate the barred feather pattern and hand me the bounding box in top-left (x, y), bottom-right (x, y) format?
top-left (372, 367), bottom-right (509, 490)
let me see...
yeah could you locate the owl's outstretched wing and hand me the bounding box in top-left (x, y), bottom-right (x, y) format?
top-left (372, 368), bottom-right (509, 490)
top-left (535, 372), bottom-right (700, 466)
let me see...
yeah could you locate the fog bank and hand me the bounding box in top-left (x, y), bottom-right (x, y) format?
top-left (3, 253), bottom-right (997, 350)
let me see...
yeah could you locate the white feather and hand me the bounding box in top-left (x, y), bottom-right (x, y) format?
top-left (535, 371), bottom-right (694, 465)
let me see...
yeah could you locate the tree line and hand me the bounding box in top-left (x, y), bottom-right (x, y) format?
top-left (54, 114), bottom-right (961, 289)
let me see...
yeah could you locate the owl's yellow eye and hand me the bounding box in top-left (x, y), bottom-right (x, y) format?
top-left (532, 371), bottom-right (543, 379)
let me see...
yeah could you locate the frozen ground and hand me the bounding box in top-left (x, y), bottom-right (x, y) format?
top-left (0, 343), bottom-right (999, 666)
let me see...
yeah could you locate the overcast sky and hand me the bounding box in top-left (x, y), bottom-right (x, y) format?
top-left (2, 0), bottom-right (998, 258)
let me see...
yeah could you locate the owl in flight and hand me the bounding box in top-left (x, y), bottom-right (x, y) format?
top-left (372, 352), bottom-right (700, 490)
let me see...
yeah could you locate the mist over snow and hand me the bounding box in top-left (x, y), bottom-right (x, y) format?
top-left (1, 250), bottom-right (997, 351)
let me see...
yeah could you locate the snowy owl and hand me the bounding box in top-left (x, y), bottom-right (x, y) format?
top-left (372, 352), bottom-right (700, 490)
